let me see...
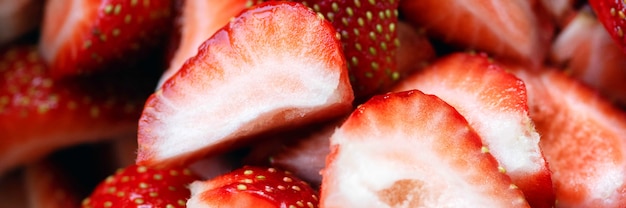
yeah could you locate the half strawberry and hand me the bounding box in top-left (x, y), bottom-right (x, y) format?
top-left (321, 90), bottom-right (529, 207)
top-left (39, 0), bottom-right (173, 77)
top-left (136, 2), bottom-right (353, 168)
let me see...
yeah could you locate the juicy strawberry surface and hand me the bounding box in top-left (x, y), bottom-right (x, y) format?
top-left (39, 0), bottom-right (173, 78)
top-left (0, 45), bottom-right (150, 175)
top-left (187, 166), bottom-right (319, 208)
top-left (136, 2), bottom-right (353, 168)
top-left (321, 90), bottom-right (529, 207)
top-left (550, 10), bottom-right (626, 107)
top-left (511, 67), bottom-right (626, 207)
top-left (392, 53), bottom-right (554, 207)
top-left (157, 0), bottom-right (250, 88)
top-left (400, 0), bottom-right (552, 67)
top-left (589, 0), bottom-right (626, 54)
top-left (82, 164), bottom-right (199, 208)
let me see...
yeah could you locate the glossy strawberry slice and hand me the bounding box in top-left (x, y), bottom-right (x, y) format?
top-left (187, 166), bottom-right (319, 207)
top-left (400, 0), bottom-right (551, 67)
top-left (511, 68), bottom-right (626, 207)
top-left (0, 45), bottom-right (150, 175)
top-left (392, 53), bottom-right (554, 207)
top-left (550, 10), bottom-right (626, 107)
top-left (157, 0), bottom-right (250, 88)
top-left (82, 164), bottom-right (199, 208)
top-left (136, 2), bottom-right (353, 168)
top-left (321, 90), bottom-right (529, 207)
top-left (590, 0), bottom-right (626, 54)
top-left (39, 0), bottom-right (173, 77)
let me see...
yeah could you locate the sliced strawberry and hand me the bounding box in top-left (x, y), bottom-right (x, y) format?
top-left (511, 67), bottom-right (626, 207)
top-left (0, 45), bottom-right (150, 175)
top-left (187, 166), bottom-right (319, 207)
top-left (39, 0), bottom-right (173, 78)
top-left (136, 2), bottom-right (353, 168)
top-left (82, 164), bottom-right (199, 207)
top-left (589, 0), bottom-right (626, 54)
top-left (392, 53), bottom-right (554, 207)
top-left (400, 0), bottom-right (552, 67)
top-left (157, 0), bottom-right (250, 88)
top-left (321, 90), bottom-right (529, 207)
top-left (550, 10), bottom-right (626, 107)
top-left (0, 0), bottom-right (43, 46)
top-left (24, 160), bottom-right (81, 208)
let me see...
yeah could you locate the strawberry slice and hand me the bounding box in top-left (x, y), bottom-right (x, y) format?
top-left (511, 68), bottom-right (626, 207)
top-left (136, 2), bottom-right (353, 168)
top-left (590, 0), bottom-right (626, 54)
top-left (321, 90), bottom-right (529, 207)
top-left (39, 0), bottom-right (173, 78)
top-left (157, 0), bottom-right (250, 88)
top-left (0, 45), bottom-right (150, 175)
top-left (550, 10), bottom-right (626, 107)
top-left (538, 0), bottom-right (576, 25)
top-left (0, 0), bottom-right (43, 46)
top-left (400, 0), bottom-right (551, 67)
top-left (82, 164), bottom-right (199, 207)
top-left (187, 166), bottom-right (319, 207)
top-left (392, 53), bottom-right (554, 207)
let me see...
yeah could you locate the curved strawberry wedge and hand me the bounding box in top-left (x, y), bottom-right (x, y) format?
top-left (400, 0), bottom-right (551, 67)
top-left (512, 68), bottom-right (626, 207)
top-left (137, 2), bottom-right (353, 168)
top-left (392, 53), bottom-right (554, 207)
top-left (590, 0), bottom-right (626, 54)
top-left (321, 90), bottom-right (529, 207)
top-left (39, 0), bottom-right (173, 78)
top-left (157, 0), bottom-right (250, 88)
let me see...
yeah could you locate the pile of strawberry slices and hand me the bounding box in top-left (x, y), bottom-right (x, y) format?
top-left (2, 0), bottom-right (626, 207)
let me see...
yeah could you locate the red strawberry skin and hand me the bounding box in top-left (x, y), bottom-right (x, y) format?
top-left (187, 166), bottom-right (319, 208)
top-left (590, 0), bottom-right (626, 54)
top-left (0, 45), bottom-right (150, 175)
top-left (82, 164), bottom-right (199, 208)
top-left (39, 0), bottom-right (173, 78)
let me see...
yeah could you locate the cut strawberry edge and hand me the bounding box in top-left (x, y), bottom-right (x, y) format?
top-left (392, 52), bottom-right (554, 207)
top-left (321, 90), bottom-right (529, 207)
top-left (158, 0), bottom-right (250, 88)
top-left (136, 2), bottom-right (353, 168)
top-left (510, 67), bottom-right (626, 207)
